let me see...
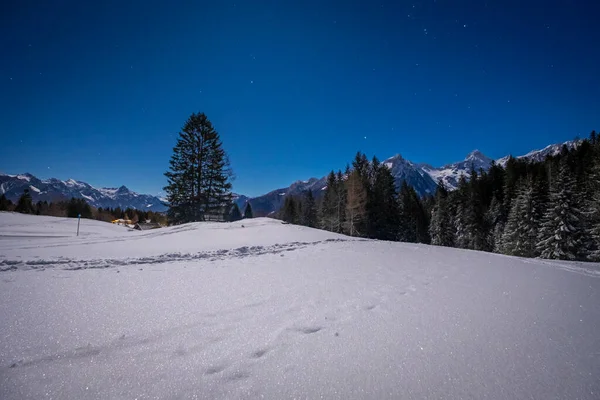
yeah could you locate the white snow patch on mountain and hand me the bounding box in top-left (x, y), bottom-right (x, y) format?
top-left (421, 163), bottom-right (467, 185)
top-left (496, 140), bottom-right (580, 167)
top-left (64, 178), bottom-right (85, 188)
top-left (28, 185), bottom-right (40, 193)
top-left (0, 212), bottom-right (598, 399)
top-left (97, 188), bottom-right (118, 199)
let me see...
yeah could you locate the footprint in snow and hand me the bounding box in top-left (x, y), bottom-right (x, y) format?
top-left (223, 370), bottom-right (250, 382)
top-left (173, 348), bottom-right (187, 357)
top-left (294, 326), bottom-right (323, 334)
top-left (205, 365), bottom-right (226, 375)
top-left (250, 348), bottom-right (269, 359)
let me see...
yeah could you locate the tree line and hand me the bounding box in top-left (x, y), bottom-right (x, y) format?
top-left (278, 130), bottom-right (600, 262)
top-left (1, 190), bottom-right (167, 225)
top-left (278, 152), bottom-right (429, 243)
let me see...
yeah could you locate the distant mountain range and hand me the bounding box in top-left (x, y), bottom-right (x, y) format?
top-left (0, 173), bottom-right (168, 212)
top-left (2, 140), bottom-right (578, 217)
top-left (235, 140), bottom-right (579, 216)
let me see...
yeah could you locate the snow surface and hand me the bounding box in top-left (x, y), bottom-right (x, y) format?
top-left (1, 212), bottom-right (599, 399)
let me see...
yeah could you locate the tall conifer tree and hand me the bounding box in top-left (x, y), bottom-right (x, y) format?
top-left (164, 113), bottom-right (233, 224)
top-left (537, 161), bottom-right (583, 260)
top-left (300, 190), bottom-right (317, 228)
top-left (243, 203), bottom-right (253, 219)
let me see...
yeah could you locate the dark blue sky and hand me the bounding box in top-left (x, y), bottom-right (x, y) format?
top-left (1, 0), bottom-right (599, 197)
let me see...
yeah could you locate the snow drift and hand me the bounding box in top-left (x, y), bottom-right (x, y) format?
top-left (0, 212), bottom-right (599, 399)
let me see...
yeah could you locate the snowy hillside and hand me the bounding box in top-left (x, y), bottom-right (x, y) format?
top-left (0, 173), bottom-right (167, 212)
top-left (1, 212), bottom-right (599, 399)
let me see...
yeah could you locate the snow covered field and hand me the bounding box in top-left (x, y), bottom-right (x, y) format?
top-left (1, 212), bottom-right (599, 399)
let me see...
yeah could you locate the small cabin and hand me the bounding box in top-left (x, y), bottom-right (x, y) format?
top-left (133, 222), bottom-right (161, 231)
top-left (204, 213), bottom-right (227, 222)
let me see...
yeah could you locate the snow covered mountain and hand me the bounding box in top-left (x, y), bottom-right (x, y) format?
top-left (0, 173), bottom-right (168, 212)
top-left (420, 149), bottom-right (495, 191)
top-left (242, 140), bottom-right (579, 215)
top-left (496, 140), bottom-right (580, 166)
top-left (383, 154), bottom-right (439, 195)
top-left (423, 140), bottom-right (579, 191)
